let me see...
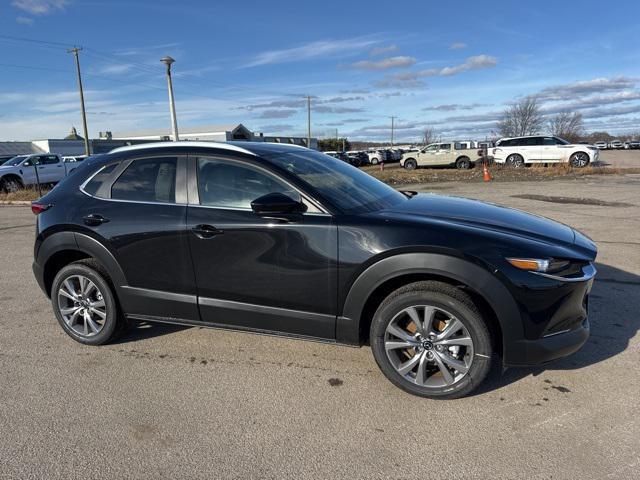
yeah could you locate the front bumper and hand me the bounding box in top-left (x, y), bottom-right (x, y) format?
top-left (503, 263), bottom-right (596, 367)
top-left (505, 318), bottom-right (590, 367)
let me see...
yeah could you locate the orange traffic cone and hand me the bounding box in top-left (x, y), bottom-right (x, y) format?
top-left (483, 161), bottom-right (492, 182)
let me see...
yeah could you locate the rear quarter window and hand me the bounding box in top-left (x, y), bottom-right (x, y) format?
top-left (83, 163), bottom-right (119, 197)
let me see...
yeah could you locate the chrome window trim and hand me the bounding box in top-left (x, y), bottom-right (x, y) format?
top-left (79, 158), bottom-right (331, 216)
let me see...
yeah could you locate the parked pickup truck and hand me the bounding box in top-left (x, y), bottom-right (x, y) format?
top-left (400, 142), bottom-right (482, 170)
top-left (0, 153), bottom-right (84, 192)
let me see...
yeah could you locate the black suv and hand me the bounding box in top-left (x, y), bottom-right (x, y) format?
top-left (32, 142), bottom-right (597, 398)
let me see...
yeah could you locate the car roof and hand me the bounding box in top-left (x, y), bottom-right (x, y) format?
top-left (109, 140), bottom-right (307, 157)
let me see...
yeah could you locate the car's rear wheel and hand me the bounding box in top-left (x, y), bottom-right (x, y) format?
top-left (51, 260), bottom-right (127, 345)
top-left (370, 281), bottom-right (493, 399)
top-left (569, 152), bottom-right (590, 168)
top-left (455, 156), bottom-right (471, 169)
top-left (404, 158), bottom-right (417, 170)
top-left (506, 154), bottom-right (525, 168)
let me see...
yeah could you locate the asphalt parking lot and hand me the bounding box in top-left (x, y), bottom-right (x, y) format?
top-left (1, 174), bottom-right (639, 479)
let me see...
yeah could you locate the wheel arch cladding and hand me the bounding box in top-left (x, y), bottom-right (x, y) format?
top-left (337, 253), bottom-right (523, 361)
top-left (38, 232), bottom-right (127, 296)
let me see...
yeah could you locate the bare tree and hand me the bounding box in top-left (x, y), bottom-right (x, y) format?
top-left (497, 96), bottom-right (544, 137)
top-left (548, 111), bottom-right (583, 143)
top-left (422, 126), bottom-right (436, 145)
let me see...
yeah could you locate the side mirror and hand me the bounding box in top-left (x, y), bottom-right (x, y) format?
top-left (23, 160), bottom-right (33, 167)
top-left (251, 192), bottom-right (307, 216)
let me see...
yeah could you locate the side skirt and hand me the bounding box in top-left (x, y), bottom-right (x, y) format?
top-left (125, 313), bottom-right (355, 347)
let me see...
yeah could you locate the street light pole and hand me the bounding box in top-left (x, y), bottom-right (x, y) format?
top-left (68, 47), bottom-right (90, 156)
top-left (161, 56), bottom-right (179, 141)
top-left (306, 96), bottom-right (312, 149)
top-left (390, 116), bottom-right (396, 148)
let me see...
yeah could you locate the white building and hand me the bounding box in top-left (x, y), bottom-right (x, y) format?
top-left (110, 124), bottom-right (317, 149)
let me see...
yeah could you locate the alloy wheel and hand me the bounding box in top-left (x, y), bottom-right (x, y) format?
top-left (570, 152), bottom-right (589, 168)
top-left (57, 274), bottom-right (107, 337)
top-left (384, 305), bottom-right (474, 388)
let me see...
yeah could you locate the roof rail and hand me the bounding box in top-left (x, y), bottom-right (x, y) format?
top-left (109, 141), bottom-right (256, 156)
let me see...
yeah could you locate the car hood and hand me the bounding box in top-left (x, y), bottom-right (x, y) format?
top-left (380, 193), bottom-right (577, 245)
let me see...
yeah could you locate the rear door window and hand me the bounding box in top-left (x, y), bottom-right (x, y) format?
top-left (111, 157), bottom-right (177, 203)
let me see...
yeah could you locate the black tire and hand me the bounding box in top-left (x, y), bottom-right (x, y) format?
top-left (569, 151), bottom-right (590, 168)
top-left (1, 176), bottom-right (23, 193)
top-left (404, 158), bottom-right (417, 170)
top-left (51, 260), bottom-right (128, 345)
top-left (455, 156), bottom-right (471, 169)
top-left (506, 154), bottom-right (525, 168)
top-left (370, 157), bottom-right (379, 165)
top-left (370, 281), bottom-right (493, 399)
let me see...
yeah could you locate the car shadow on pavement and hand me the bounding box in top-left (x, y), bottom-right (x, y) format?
top-left (112, 321), bottom-right (189, 344)
top-left (477, 262), bottom-right (640, 395)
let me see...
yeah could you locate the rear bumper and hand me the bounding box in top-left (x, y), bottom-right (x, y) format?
top-left (32, 261), bottom-right (47, 296)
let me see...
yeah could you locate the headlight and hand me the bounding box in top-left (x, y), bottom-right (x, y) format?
top-left (506, 258), bottom-right (570, 273)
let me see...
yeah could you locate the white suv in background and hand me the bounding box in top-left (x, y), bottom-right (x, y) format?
top-left (492, 135), bottom-right (598, 168)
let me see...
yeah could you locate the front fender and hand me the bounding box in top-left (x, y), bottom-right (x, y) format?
top-left (336, 252), bottom-right (523, 361)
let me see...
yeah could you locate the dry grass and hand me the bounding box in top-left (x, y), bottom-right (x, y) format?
top-left (0, 187), bottom-right (51, 203)
top-left (363, 163), bottom-right (640, 185)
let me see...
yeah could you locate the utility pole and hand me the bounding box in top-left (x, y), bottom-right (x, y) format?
top-left (306, 96), bottom-right (312, 149)
top-left (390, 116), bottom-right (396, 148)
top-left (68, 47), bottom-right (90, 156)
top-left (161, 56), bottom-right (179, 141)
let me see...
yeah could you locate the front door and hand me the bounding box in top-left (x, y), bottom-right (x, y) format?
top-left (186, 155), bottom-right (337, 339)
top-left (418, 144), bottom-right (439, 166)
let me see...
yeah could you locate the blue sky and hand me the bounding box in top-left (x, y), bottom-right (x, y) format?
top-left (1, 0), bottom-right (639, 142)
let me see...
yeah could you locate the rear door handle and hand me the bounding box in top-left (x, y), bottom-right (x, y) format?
top-left (83, 214), bottom-right (109, 226)
top-left (192, 224), bottom-right (223, 239)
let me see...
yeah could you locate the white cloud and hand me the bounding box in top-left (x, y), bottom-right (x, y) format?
top-left (16, 16), bottom-right (34, 25)
top-left (370, 45), bottom-right (398, 56)
top-left (537, 76), bottom-right (638, 100)
top-left (243, 37), bottom-right (378, 67)
top-left (375, 55), bottom-right (499, 88)
top-left (449, 42), bottom-right (467, 50)
top-left (429, 55), bottom-right (498, 76)
top-left (11, 0), bottom-right (69, 15)
top-left (347, 56), bottom-right (416, 71)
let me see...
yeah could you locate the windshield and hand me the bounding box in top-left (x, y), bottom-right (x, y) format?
top-left (2, 156), bottom-right (27, 166)
top-left (554, 137), bottom-right (570, 145)
top-left (263, 150), bottom-right (407, 214)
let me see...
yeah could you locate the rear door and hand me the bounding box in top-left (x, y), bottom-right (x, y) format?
top-left (77, 155), bottom-right (198, 321)
top-left (38, 155), bottom-right (65, 182)
top-left (186, 154), bottom-right (337, 339)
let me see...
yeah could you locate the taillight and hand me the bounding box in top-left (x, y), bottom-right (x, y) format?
top-left (31, 202), bottom-right (52, 215)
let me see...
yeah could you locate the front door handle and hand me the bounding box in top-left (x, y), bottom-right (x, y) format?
top-left (83, 214), bottom-right (109, 226)
top-left (192, 224), bottom-right (223, 239)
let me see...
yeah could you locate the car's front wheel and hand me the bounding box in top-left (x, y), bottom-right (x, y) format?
top-left (569, 152), bottom-right (590, 168)
top-left (506, 154), bottom-right (525, 168)
top-left (370, 157), bottom-right (379, 165)
top-left (1, 176), bottom-right (23, 193)
top-left (403, 158), bottom-right (417, 170)
top-left (51, 260), bottom-right (128, 345)
top-left (370, 281), bottom-right (493, 399)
